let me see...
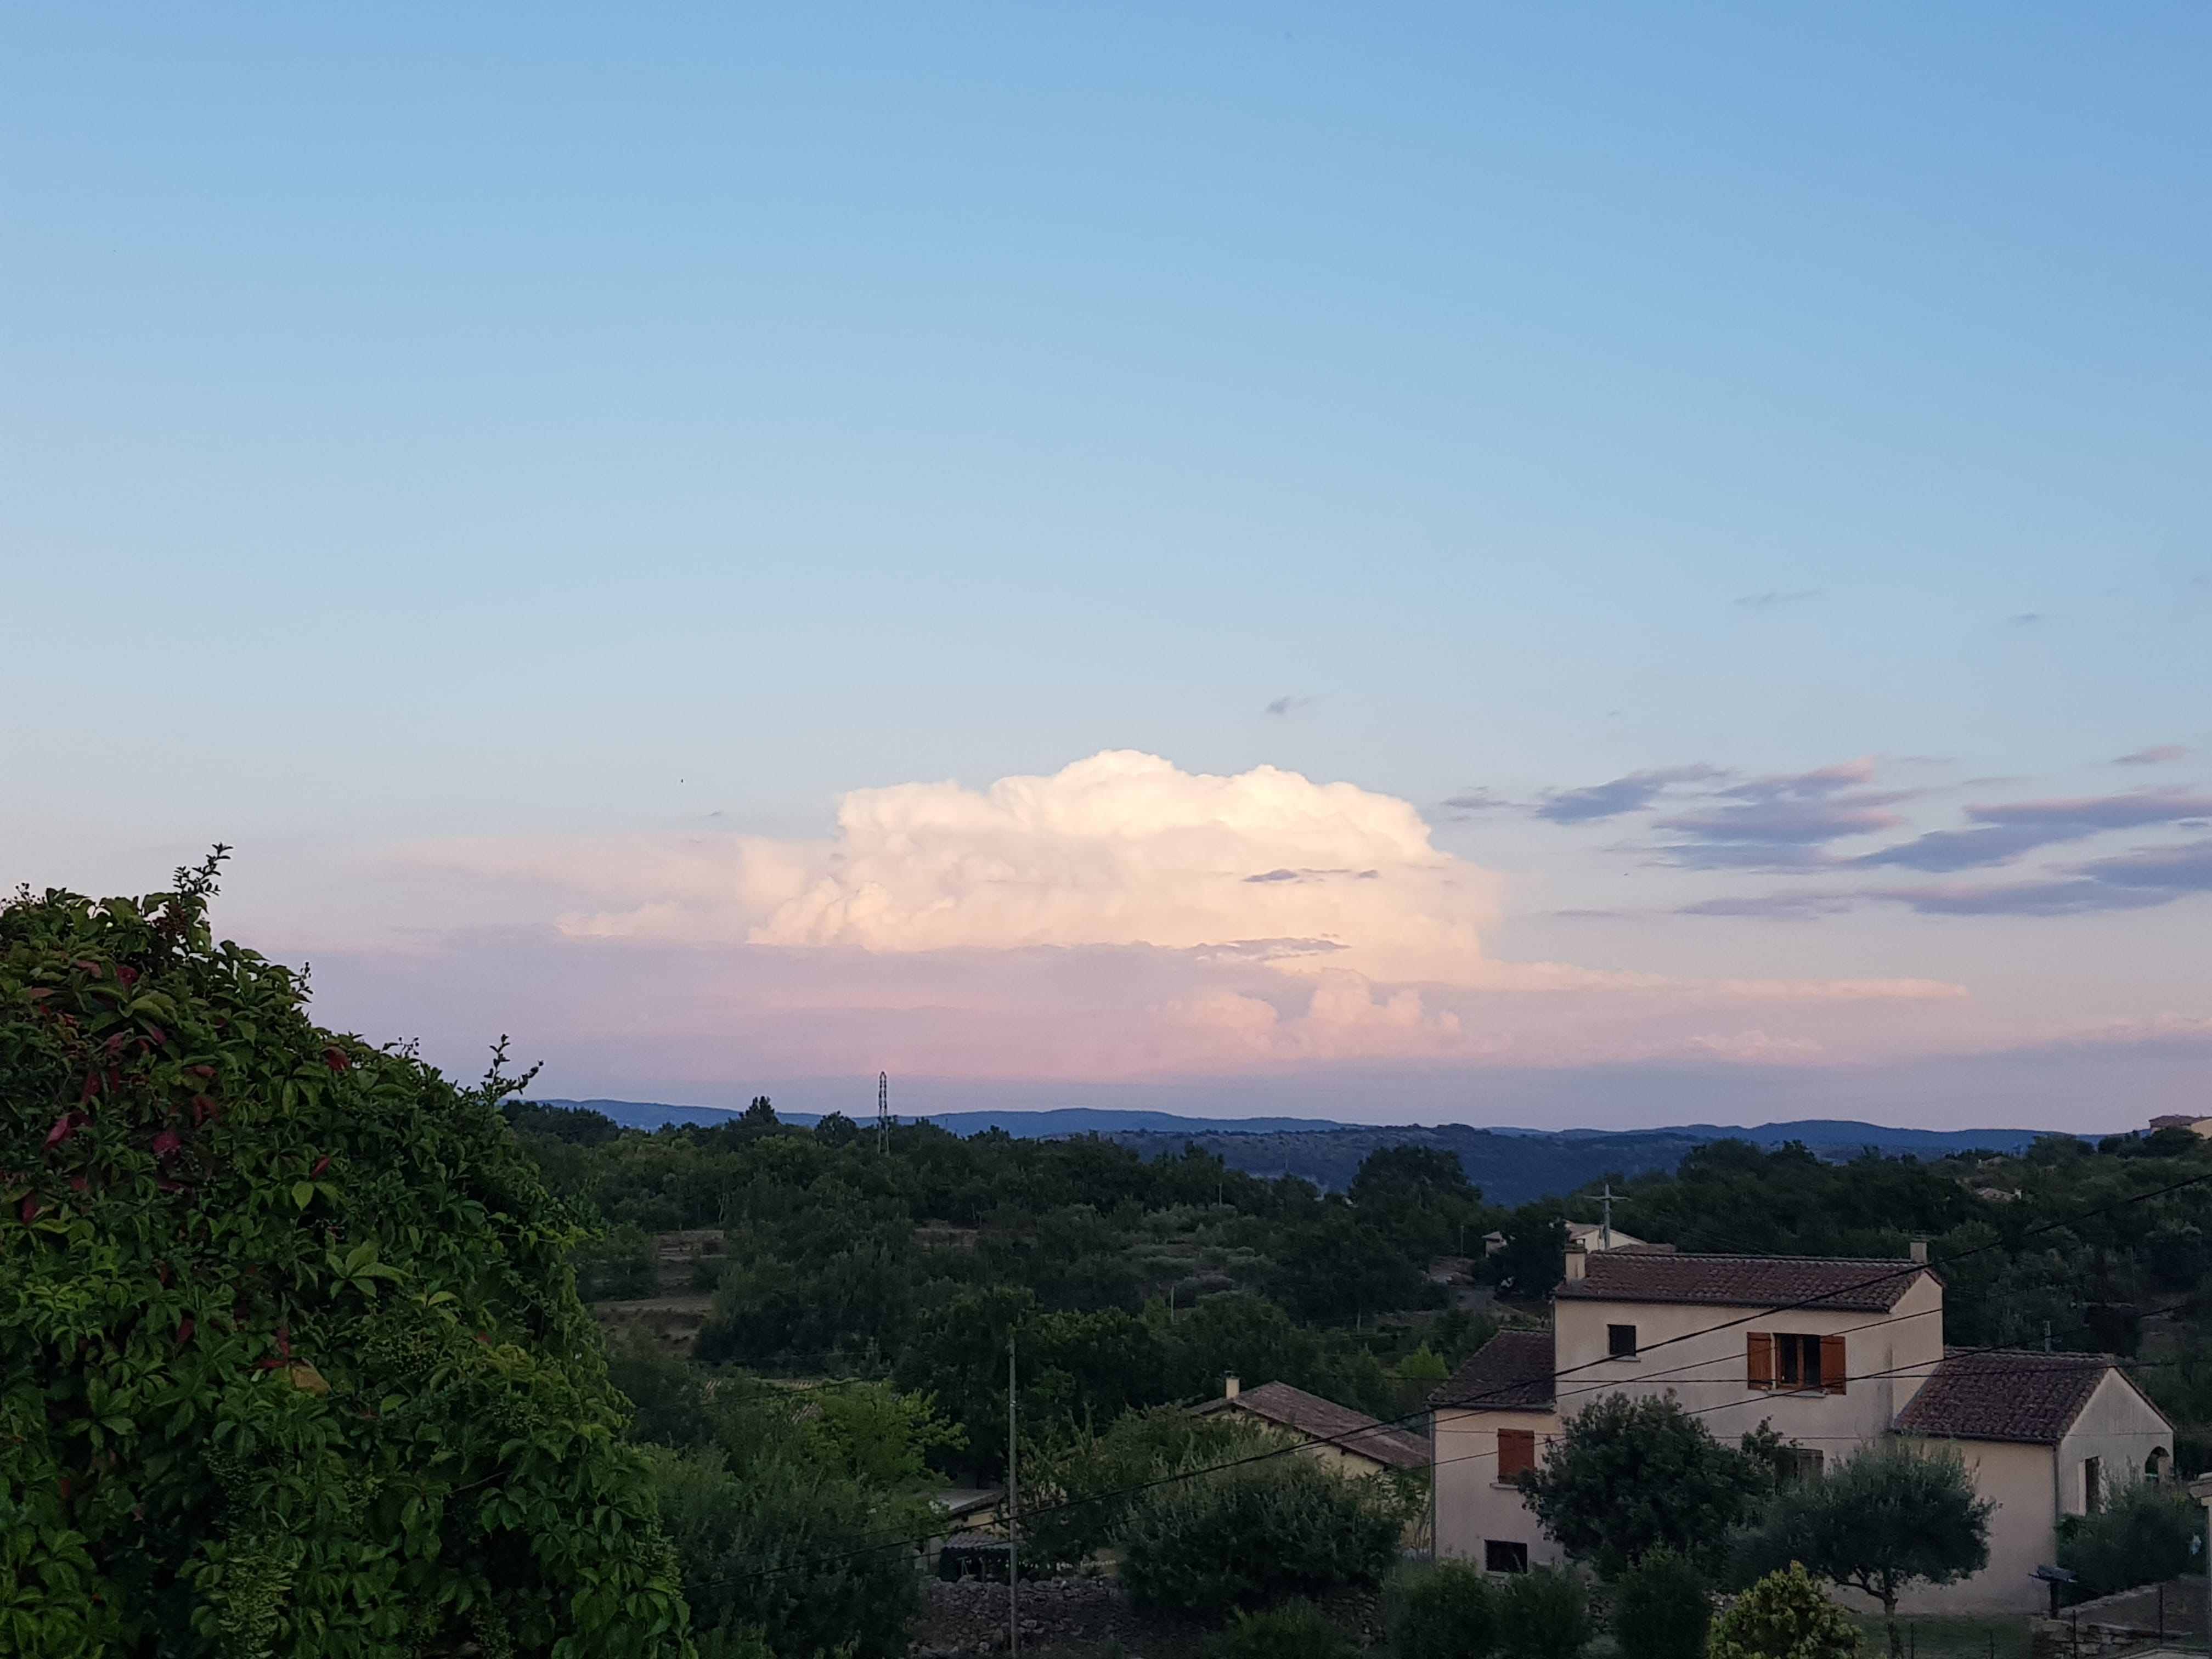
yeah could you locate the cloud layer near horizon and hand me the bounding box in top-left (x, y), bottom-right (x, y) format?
top-left (384, 752), bottom-right (1966, 1081)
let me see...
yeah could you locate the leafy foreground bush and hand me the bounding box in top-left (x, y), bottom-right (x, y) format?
top-left (608, 1341), bottom-right (948, 1659)
top-left (1708, 1564), bottom-right (1858, 1659)
top-left (2059, 1480), bottom-right (2208, 1597)
top-left (1116, 1454), bottom-right (1407, 1617)
top-left (1612, 1548), bottom-right (1710, 1659)
top-left (0, 865), bottom-right (689, 1657)
top-left (1204, 1602), bottom-right (1359, 1659)
top-left (1498, 1568), bottom-right (1590, 1659)
top-left (1385, 1560), bottom-right (1498, 1659)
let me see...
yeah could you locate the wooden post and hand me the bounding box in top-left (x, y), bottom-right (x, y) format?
top-left (1007, 1335), bottom-right (1018, 1658)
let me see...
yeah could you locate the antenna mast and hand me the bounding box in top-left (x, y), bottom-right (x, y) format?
top-left (877, 1071), bottom-right (890, 1154)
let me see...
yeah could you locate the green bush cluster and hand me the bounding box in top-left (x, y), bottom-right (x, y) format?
top-left (0, 867), bottom-right (689, 1656)
top-left (1205, 1602), bottom-right (1359, 1659)
top-left (2058, 1480), bottom-right (2208, 1597)
top-left (1708, 1564), bottom-right (1859, 1659)
top-left (1116, 1455), bottom-right (1409, 1617)
top-left (1611, 1549), bottom-right (1712, 1659)
top-left (1381, 1562), bottom-right (1589, 1659)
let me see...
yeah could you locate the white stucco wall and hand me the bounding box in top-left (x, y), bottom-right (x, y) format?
top-left (1433, 1405), bottom-right (1564, 1573)
top-left (2056, 1369), bottom-right (2174, 1515)
top-left (1889, 1437), bottom-right (2055, 1615)
top-left (1551, 1268), bottom-right (1945, 1453)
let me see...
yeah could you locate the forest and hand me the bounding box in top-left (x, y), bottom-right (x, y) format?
top-left (511, 1099), bottom-right (2212, 1486)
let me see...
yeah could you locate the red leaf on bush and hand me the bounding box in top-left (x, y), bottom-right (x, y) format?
top-left (70, 1176), bottom-right (87, 1192)
top-left (20, 1197), bottom-right (38, 1223)
top-left (105, 1032), bottom-right (125, 1056)
top-left (310, 1156), bottom-right (330, 1178)
top-left (152, 1130), bottom-right (181, 1158)
top-left (44, 1113), bottom-right (76, 1150)
top-left (143, 1023), bottom-right (166, 1046)
top-left (189, 1065), bottom-right (215, 1079)
top-left (116, 964), bottom-right (139, 988)
top-left (191, 1094), bottom-right (217, 1125)
top-left (78, 1073), bottom-right (97, 1104)
top-left (323, 1045), bottom-right (352, 1073)
top-left (176, 1316), bottom-right (195, 1345)
top-left (275, 1326), bottom-right (292, 1359)
top-left (58, 1476), bottom-right (70, 1503)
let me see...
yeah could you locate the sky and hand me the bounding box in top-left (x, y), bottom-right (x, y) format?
top-left (4, 5), bottom-right (2208, 1130)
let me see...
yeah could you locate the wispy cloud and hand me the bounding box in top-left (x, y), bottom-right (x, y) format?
top-left (1857, 789), bottom-right (2212, 872)
top-left (1651, 759), bottom-right (1910, 868)
top-left (1534, 765), bottom-right (1725, 825)
top-left (1264, 695), bottom-right (1312, 717)
top-left (2114, 746), bottom-right (2189, 766)
top-left (1734, 589), bottom-right (1821, 610)
top-left (1440, 788), bottom-right (1509, 812)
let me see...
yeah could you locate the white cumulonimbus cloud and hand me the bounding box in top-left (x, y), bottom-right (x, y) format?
top-left (394, 751), bottom-right (1967, 1077)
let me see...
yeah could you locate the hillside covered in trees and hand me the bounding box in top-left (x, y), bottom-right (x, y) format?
top-left (510, 1098), bottom-right (2212, 1481)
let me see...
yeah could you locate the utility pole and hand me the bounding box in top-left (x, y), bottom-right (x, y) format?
top-left (877, 1072), bottom-right (890, 1155)
top-left (1599, 1183), bottom-right (1616, 1252)
top-left (1007, 1334), bottom-right (1019, 1658)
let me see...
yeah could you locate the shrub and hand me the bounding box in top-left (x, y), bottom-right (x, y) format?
top-left (1708, 1564), bottom-right (1858, 1659)
top-left (0, 864), bottom-right (687, 1655)
top-left (1498, 1568), bottom-right (1590, 1659)
top-left (1205, 1602), bottom-right (1359, 1659)
top-left (1386, 1559), bottom-right (1499, 1659)
top-left (2059, 1480), bottom-right (2208, 1596)
top-left (1116, 1455), bottom-right (1407, 1617)
top-left (650, 1444), bottom-right (930, 1659)
top-left (1612, 1549), bottom-right (1710, 1659)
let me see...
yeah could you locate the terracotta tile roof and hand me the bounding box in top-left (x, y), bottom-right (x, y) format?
top-left (1431, 1329), bottom-right (1557, 1410)
top-left (1895, 1348), bottom-right (2157, 1446)
top-left (1554, 1251), bottom-right (1931, 1312)
top-left (1195, 1381), bottom-right (1430, 1471)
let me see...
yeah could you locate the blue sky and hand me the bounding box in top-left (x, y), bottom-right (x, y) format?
top-left (5, 5), bottom-right (2208, 1127)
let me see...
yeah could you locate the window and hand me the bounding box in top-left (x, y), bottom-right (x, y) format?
top-left (1608, 1324), bottom-right (1639, 1359)
top-left (1497, 1428), bottom-right (1536, 1481)
top-left (1747, 1332), bottom-right (1846, 1394)
top-left (1775, 1447), bottom-right (1825, 1487)
top-left (1485, 1541), bottom-right (1530, 1575)
top-left (2084, 1457), bottom-right (2103, 1513)
top-left (2146, 1448), bottom-right (2171, 1483)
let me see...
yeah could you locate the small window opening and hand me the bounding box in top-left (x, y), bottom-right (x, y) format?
top-left (1497, 1428), bottom-right (1536, 1481)
top-left (1608, 1324), bottom-right (1638, 1359)
top-left (1775, 1446), bottom-right (1825, 1486)
top-left (2084, 1456), bottom-right (2103, 1512)
top-left (1485, 1540), bottom-right (1530, 1574)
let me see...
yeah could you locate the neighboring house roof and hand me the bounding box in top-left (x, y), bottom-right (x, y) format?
top-left (1194, 1381), bottom-right (1430, 1471)
top-left (1895, 1348), bottom-right (2170, 1446)
top-left (1555, 1250), bottom-right (1932, 1312)
top-left (1431, 1329), bottom-right (1557, 1411)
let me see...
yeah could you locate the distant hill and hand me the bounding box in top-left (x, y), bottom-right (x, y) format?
top-left (535, 1099), bottom-right (2059, 1206)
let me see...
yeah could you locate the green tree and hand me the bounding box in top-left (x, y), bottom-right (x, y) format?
top-left (1384, 1560), bottom-right (1498, 1659)
top-left (0, 861), bottom-right (689, 1655)
top-left (1729, 1443), bottom-right (1990, 1633)
top-left (1612, 1549), bottom-right (1711, 1659)
top-left (1497, 1568), bottom-right (1589, 1659)
top-left (2057, 1478), bottom-right (2207, 1597)
top-left (1707, 1564), bottom-right (1858, 1659)
top-left (1116, 1455), bottom-right (1408, 1617)
top-left (1517, 1394), bottom-right (1769, 1575)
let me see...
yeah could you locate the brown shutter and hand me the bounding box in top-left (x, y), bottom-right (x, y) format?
top-left (1747, 1332), bottom-right (1774, 1390)
top-left (1821, 1334), bottom-right (1847, 1395)
top-left (1498, 1429), bottom-right (1536, 1481)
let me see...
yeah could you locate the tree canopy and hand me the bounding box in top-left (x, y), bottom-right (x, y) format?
top-left (1729, 1441), bottom-right (1991, 1622)
top-left (1515, 1392), bottom-right (1771, 1576)
top-left (1, 862), bottom-right (688, 1657)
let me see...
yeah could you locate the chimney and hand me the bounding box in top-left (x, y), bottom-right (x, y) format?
top-left (1910, 1240), bottom-right (1929, 1265)
top-left (1224, 1374), bottom-right (1240, 1401)
top-left (1564, 1244), bottom-right (1587, 1282)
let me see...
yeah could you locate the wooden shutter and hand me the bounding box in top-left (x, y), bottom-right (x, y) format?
top-left (1498, 1429), bottom-right (1536, 1481)
top-left (1821, 1334), bottom-right (1847, 1395)
top-left (1746, 1332), bottom-right (1774, 1391)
